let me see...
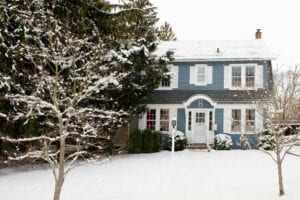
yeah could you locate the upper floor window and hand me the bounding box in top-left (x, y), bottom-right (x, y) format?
top-left (245, 109), bottom-right (255, 132)
top-left (146, 109), bottom-right (156, 130)
top-left (160, 76), bottom-right (170, 88)
top-left (197, 65), bottom-right (205, 83)
top-left (246, 66), bottom-right (255, 87)
top-left (190, 64), bottom-right (213, 86)
top-left (231, 109), bottom-right (241, 132)
top-left (232, 67), bottom-right (241, 87)
top-left (160, 109), bottom-right (169, 131)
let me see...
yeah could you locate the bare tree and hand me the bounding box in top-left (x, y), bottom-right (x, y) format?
top-left (0, 1), bottom-right (166, 200)
top-left (273, 65), bottom-right (300, 123)
top-left (258, 65), bottom-right (300, 196)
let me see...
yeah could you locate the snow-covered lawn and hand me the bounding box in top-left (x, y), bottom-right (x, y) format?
top-left (1, 150), bottom-right (300, 200)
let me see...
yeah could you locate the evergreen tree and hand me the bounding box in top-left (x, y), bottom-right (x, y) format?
top-left (156, 21), bottom-right (177, 41)
top-left (0, 1), bottom-right (170, 200)
top-left (258, 119), bottom-right (276, 150)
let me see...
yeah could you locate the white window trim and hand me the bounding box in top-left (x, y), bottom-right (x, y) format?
top-left (139, 104), bottom-right (183, 133)
top-left (157, 64), bottom-right (178, 90)
top-left (219, 104), bottom-right (263, 135)
top-left (190, 64), bottom-right (213, 86)
top-left (225, 63), bottom-right (263, 90)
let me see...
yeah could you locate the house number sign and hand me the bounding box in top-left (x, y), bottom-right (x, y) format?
top-left (198, 100), bottom-right (203, 107)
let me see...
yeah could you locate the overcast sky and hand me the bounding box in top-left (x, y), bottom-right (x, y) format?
top-left (150, 0), bottom-right (300, 68)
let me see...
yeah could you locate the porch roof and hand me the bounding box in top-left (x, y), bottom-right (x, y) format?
top-left (145, 89), bottom-right (272, 104)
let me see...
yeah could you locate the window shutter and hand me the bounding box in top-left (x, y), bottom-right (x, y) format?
top-left (206, 65), bottom-right (213, 84)
top-left (224, 65), bottom-right (231, 89)
top-left (170, 65), bottom-right (178, 88)
top-left (190, 65), bottom-right (196, 84)
top-left (255, 65), bottom-right (264, 88)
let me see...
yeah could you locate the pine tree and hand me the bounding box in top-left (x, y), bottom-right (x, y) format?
top-left (0, 1), bottom-right (170, 200)
top-left (258, 119), bottom-right (276, 150)
top-left (156, 21), bottom-right (177, 41)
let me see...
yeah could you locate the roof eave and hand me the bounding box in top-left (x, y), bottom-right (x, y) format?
top-left (172, 57), bottom-right (276, 62)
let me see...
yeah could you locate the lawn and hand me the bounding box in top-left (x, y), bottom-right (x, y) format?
top-left (0, 150), bottom-right (299, 200)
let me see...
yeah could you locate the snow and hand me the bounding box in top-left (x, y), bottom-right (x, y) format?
top-left (1, 150), bottom-right (300, 200)
top-left (156, 40), bottom-right (275, 61)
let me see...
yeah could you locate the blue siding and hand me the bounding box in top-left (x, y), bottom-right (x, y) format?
top-left (188, 99), bottom-right (213, 109)
top-left (263, 63), bottom-right (269, 87)
top-left (230, 134), bottom-right (257, 149)
top-left (176, 62), bottom-right (224, 90)
top-left (215, 109), bottom-right (224, 134)
top-left (173, 60), bottom-right (269, 90)
top-left (177, 108), bottom-right (186, 134)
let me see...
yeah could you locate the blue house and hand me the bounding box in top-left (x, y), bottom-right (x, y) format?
top-left (138, 30), bottom-right (274, 148)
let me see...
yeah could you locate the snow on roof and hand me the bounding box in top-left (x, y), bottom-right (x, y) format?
top-left (156, 40), bottom-right (275, 61)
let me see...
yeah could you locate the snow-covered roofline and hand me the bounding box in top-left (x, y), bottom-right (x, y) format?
top-left (156, 40), bottom-right (275, 61)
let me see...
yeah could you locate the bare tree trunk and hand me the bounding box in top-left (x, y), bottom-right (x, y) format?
top-left (53, 120), bottom-right (66, 200)
top-left (276, 147), bottom-right (284, 195)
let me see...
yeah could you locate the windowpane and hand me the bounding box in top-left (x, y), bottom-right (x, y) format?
top-left (209, 111), bottom-right (213, 131)
top-left (246, 66), bottom-right (255, 87)
top-left (231, 109), bottom-right (241, 132)
top-left (160, 109), bottom-right (169, 131)
top-left (146, 109), bottom-right (156, 130)
top-left (161, 76), bottom-right (170, 87)
top-left (196, 113), bottom-right (205, 124)
top-left (232, 67), bottom-right (241, 87)
top-left (188, 111), bottom-right (192, 131)
top-left (246, 109), bottom-right (255, 131)
top-left (197, 66), bottom-right (205, 83)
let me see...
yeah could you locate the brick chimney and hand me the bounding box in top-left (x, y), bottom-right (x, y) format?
top-left (255, 29), bottom-right (262, 39)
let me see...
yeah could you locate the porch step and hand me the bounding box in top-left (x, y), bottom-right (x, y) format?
top-left (187, 144), bottom-right (211, 150)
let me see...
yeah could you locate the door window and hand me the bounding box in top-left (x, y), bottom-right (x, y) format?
top-left (195, 113), bottom-right (205, 124)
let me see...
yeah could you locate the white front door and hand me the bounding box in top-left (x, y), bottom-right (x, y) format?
top-left (192, 112), bottom-right (206, 143)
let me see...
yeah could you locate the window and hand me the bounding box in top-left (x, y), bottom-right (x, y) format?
top-left (196, 113), bottom-right (205, 124)
top-left (146, 109), bottom-right (156, 130)
top-left (231, 109), bottom-right (241, 132)
top-left (209, 111), bottom-right (213, 131)
top-left (197, 65), bottom-right (205, 83)
top-left (160, 109), bottom-right (169, 131)
top-left (246, 109), bottom-right (255, 132)
top-left (188, 111), bottom-right (192, 131)
top-left (160, 76), bottom-right (170, 87)
top-left (246, 66), bottom-right (255, 87)
top-left (232, 67), bottom-right (241, 87)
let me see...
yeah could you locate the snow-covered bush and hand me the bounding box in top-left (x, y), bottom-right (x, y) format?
top-left (238, 134), bottom-right (251, 150)
top-left (166, 131), bottom-right (187, 151)
top-left (214, 134), bottom-right (232, 150)
top-left (258, 120), bottom-right (276, 151)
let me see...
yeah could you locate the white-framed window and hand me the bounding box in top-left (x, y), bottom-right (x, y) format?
top-left (146, 109), bottom-right (156, 130)
top-left (245, 109), bottom-right (255, 132)
top-left (157, 64), bottom-right (178, 90)
top-left (197, 65), bottom-right (205, 83)
top-left (188, 111), bottom-right (192, 131)
top-left (160, 109), bottom-right (169, 131)
top-left (232, 66), bottom-right (242, 87)
top-left (246, 66), bottom-right (255, 87)
top-left (224, 64), bottom-right (263, 90)
top-left (209, 111), bottom-right (213, 131)
top-left (231, 109), bottom-right (241, 132)
top-left (190, 64), bottom-right (213, 86)
top-left (160, 76), bottom-right (171, 88)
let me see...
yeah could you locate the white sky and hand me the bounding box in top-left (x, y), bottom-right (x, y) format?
top-left (150, 0), bottom-right (300, 68)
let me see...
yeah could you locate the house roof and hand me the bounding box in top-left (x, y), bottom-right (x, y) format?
top-left (156, 40), bottom-right (275, 61)
top-left (145, 89), bottom-right (273, 104)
